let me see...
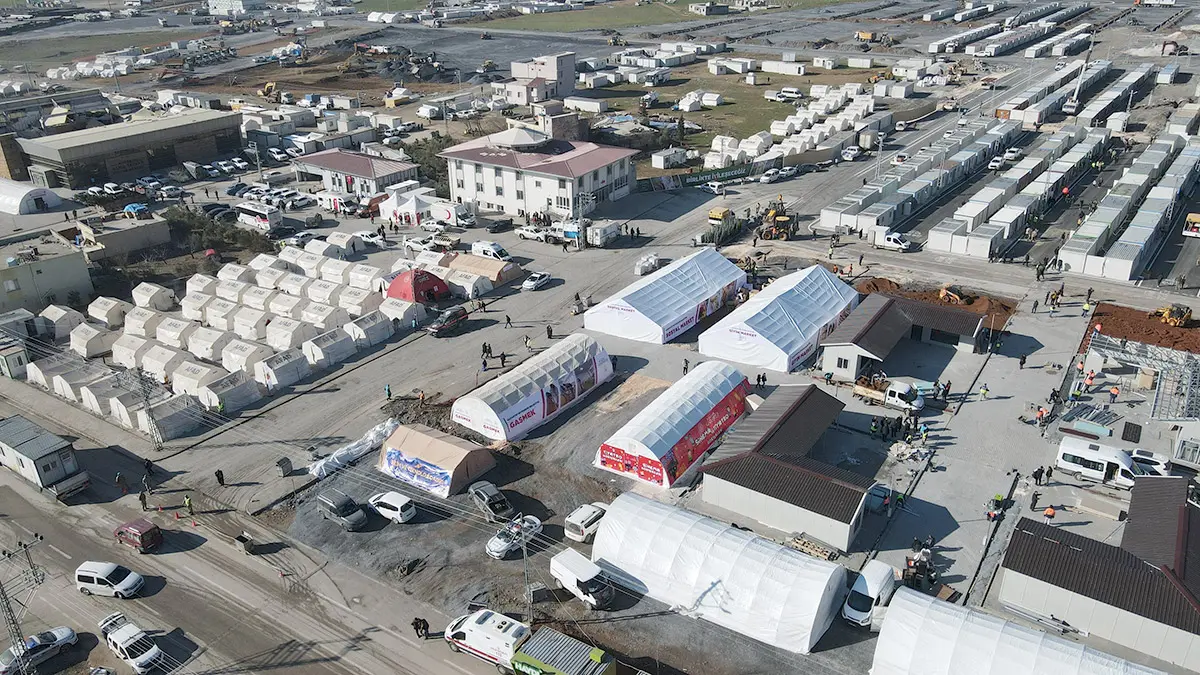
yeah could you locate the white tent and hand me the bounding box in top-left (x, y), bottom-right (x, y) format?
top-left (306, 280), bottom-right (345, 306)
top-left (319, 258), bottom-right (354, 285)
top-left (378, 298), bottom-right (427, 330)
top-left (155, 318), bottom-right (199, 349)
top-left (181, 293), bottom-right (214, 322)
top-left (265, 317), bottom-right (318, 351)
top-left (297, 250), bottom-right (330, 277)
top-left (302, 328), bottom-right (357, 368)
top-left (302, 303), bottom-right (350, 330)
top-left (269, 293), bottom-right (309, 319)
top-left (205, 299), bottom-right (240, 331)
top-left (123, 307), bottom-right (164, 338)
top-left (451, 333), bottom-right (613, 442)
top-left (445, 270), bottom-right (493, 299)
top-left (592, 493), bottom-right (845, 655)
top-left (343, 311), bottom-right (394, 349)
top-left (596, 361), bottom-right (750, 487)
top-left (186, 273), bottom-right (218, 297)
top-left (87, 297), bottom-right (134, 328)
top-left (338, 287), bottom-right (382, 317)
top-left (80, 375), bottom-right (133, 416)
top-left (36, 305), bottom-right (84, 341)
top-left (699, 266), bottom-right (859, 372)
top-left (348, 264), bottom-right (383, 290)
top-left (256, 266), bottom-right (288, 291)
top-left (131, 282), bottom-right (176, 311)
top-left (254, 348), bottom-right (311, 391)
top-left (221, 339), bottom-right (274, 374)
top-left (111, 334), bottom-right (157, 369)
top-left (198, 370), bottom-right (262, 412)
top-left (233, 307), bottom-right (274, 341)
top-left (27, 353), bottom-right (77, 389)
top-left (111, 389), bottom-right (169, 430)
top-left (413, 250), bottom-right (455, 268)
top-left (277, 246), bottom-right (306, 273)
top-left (217, 263), bottom-right (256, 283)
top-left (248, 253), bottom-right (287, 273)
top-left (584, 248), bottom-right (746, 344)
top-left (171, 361), bottom-right (228, 397)
top-left (871, 588), bottom-right (1164, 675)
top-left (69, 323), bottom-right (118, 358)
top-left (241, 286), bottom-right (278, 311)
top-left (188, 327), bottom-right (237, 362)
top-left (142, 345), bottom-right (188, 382)
top-left (278, 273), bottom-right (313, 298)
top-left (52, 361), bottom-right (110, 401)
top-left (138, 394), bottom-right (201, 440)
top-left (327, 231), bottom-right (363, 255)
top-left (214, 279), bottom-right (250, 304)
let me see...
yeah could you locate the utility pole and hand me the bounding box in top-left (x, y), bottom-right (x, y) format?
top-left (118, 368), bottom-right (162, 453)
top-left (0, 536), bottom-right (45, 675)
top-left (521, 538), bottom-right (533, 623)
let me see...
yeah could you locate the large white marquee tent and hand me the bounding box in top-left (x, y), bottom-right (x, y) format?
top-left (451, 333), bottom-right (613, 442)
top-left (592, 493), bottom-right (845, 655)
top-left (699, 266), bottom-right (859, 372)
top-left (872, 588), bottom-right (1165, 675)
top-left (584, 248), bottom-right (746, 344)
top-left (595, 361), bottom-right (750, 488)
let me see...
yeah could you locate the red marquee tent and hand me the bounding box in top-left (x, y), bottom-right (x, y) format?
top-left (386, 269), bottom-right (450, 303)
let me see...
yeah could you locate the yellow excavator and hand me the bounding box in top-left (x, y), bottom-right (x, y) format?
top-left (1149, 304), bottom-right (1192, 327)
top-left (257, 82), bottom-right (279, 102)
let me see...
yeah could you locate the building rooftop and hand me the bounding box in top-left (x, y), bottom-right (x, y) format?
top-left (0, 415), bottom-right (71, 461)
top-left (821, 292), bottom-right (984, 359)
top-left (18, 109), bottom-right (239, 153)
top-left (439, 129), bottom-right (637, 179)
top-left (292, 148), bottom-right (417, 180)
top-left (0, 232), bottom-right (78, 264)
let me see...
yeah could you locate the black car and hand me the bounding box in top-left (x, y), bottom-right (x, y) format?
top-left (426, 306), bottom-right (468, 337)
top-left (268, 225), bottom-right (299, 241)
top-left (485, 218), bottom-right (513, 233)
top-left (200, 203), bottom-right (226, 215)
top-left (225, 182), bottom-right (247, 196)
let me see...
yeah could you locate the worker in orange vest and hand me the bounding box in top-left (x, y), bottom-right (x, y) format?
top-left (1084, 372), bottom-right (1095, 392)
top-left (1043, 506), bottom-right (1056, 525)
top-left (1109, 385), bottom-right (1120, 404)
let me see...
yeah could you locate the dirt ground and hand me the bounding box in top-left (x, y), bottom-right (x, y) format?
top-left (1083, 302), bottom-right (1200, 352)
top-left (855, 276), bottom-right (1018, 326)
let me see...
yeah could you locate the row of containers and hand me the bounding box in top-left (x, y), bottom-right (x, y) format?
top-left (928, 125), bottom-right (1111, 258)
top-left (928, 22), bottom-right (1001, 54)
top-left (966, 23), bottom-right (1053, 58)
top-left (1061, 135), bottom-right (1200, 280)
top-left (815, 120), bottom-right (1022, 238)
top-left (996, 58), bottom-right (1086, 121)
top-left (1019, 60), bottom-right (1112, 129)
top-left (1077, 63), bottom-right (1156, 128)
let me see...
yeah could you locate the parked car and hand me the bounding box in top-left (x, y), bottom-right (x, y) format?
top-left (890, 152), bottom-right (910, 166)
top-left (200, 164), bottom-right (220, 178)
top-left (268, 226), bottom-right (299, 241)
top-left (135, 176), bottom-right (161, 190)
top-left (229, 157), bottom-right (249, 170)
top-left (200, 203), bottom-right (227, 215)
top-left (99, 613), bottom-right (165, 675)
top-left (841, 560), bottom-right (900, 628)
top-left (285, 147), bottom-right (303, 158)
top-left (317, 491), bottom-right (368, 532)
top-left (469, 481), bottom-right (516, 523)
top-left (420, 220), bottom-right (449, 233)
top-left (268, 148), bottom-right (290, 162)
top-left (225, 182), bottom-right (247, 196)
top-left (515, 225), bottom-right (549, 242)
top-left (102, 182), bottom-right (123, 195)
top-left (283, 232), bottom-right (317, 247)
top-left (485, 515), bottom-right (543, 559)
top-left (353, 231), bottom-right (386, 247)
top-left (426, 306), bottom-right (468, 337)
top-left (1004, 148), bottom-right (1023, 161)
top-left (404, 236), bottom-right (437, 253)
top-left (759, 168), bottom-right (781, 184)
top-left (75, 561), bottom-right (144, 598)
top-left (287, 195), bottom-right (314, 209)
top-left (987, 157), bottom-right (1006, 171)
top-left (0, 627), bottom-right (77, 675)
top-left (699, 181), bottom-right (725, 195)
top-left (522, 272), bottom-right (551, 291)
top-left (485, 217), bottom-right (513, 233)
top-left (160, 185), bottom-right (184, 199)
top-left (778, 165), bottom-right (799, 180)
top-left (564, 502), bottom-right (607, 543)
top-left (1128, 448), bottom-right (1174, 474)
top-left (86, 186), bottom-right (105, 197)
top-left (368, 491), bottom-right (417, 524)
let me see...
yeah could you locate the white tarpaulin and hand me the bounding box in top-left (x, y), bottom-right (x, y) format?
top-left (872, 588), bottom-right (1166, 675)
top-left (451, 333), bottom-right (613, 442)
top-left (309, 417), bottom-right (401, 479)
top-left (584, 248), bottom-right (746, 344)
top-left (592, 493), bottom-right (845, 655)
top-left (699, 266), bottom-right (859, 372)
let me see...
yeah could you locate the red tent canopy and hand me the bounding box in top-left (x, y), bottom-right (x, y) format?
top-left (386, 269), bottom-right (450, 303)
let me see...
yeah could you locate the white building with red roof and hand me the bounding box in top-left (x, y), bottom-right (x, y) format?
top-left (292, 148), bottom-right (419, 198)
top-left (438, 127), bottom-right (638, 218)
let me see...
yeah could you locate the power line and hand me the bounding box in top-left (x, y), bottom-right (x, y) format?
top-left (0, 536), bottom-right (45, 675)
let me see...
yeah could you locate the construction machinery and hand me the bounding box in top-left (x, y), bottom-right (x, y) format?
top-left (855, 30), bottom-right (877, 41)
top-left (480, 31), bottom-right (492, 39)
top-left (1149, 304), bottom-right (1192, 327)
top-left (608, 36), bottom-right (627, 46)
top-left (938, 285), bottom-right (970, 304)
top-left (257, 82), bottom-right (278, 101)
top-left (758, 197), bottom-right (797, 240)
top-left (477, 60), bottom-right (496, 73)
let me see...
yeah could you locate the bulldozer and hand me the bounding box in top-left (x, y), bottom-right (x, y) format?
top-left (477, 60), bottom-right (496, 74)
top-left (1149, 304), bottom-right (1192, 327)
top-left (758, 197), bottom-right (797, 240)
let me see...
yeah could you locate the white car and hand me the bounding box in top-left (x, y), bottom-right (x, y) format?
top-left (135, 176), bottom-right (161, 190)
top-left (987, 157), bottom-right (1005, 170)
top-left (283, 232), bottom-right (317, 247)
top-left (485, 515), bottom-right (543, 559)
top-left (103, 182), bottom-right (123, 195)
top-left (420, 220), bottom-right (449, 233)
top-left (285, 147), bottom-right (304, 158)
top-left (230, 157), bottom-right (249, 170)
top-left (368, 491), bottom-right (417, 524)
top-left (699, 181), bottom-right (725, 195)
top-left (201, 164), bottom-right (220, 177)
top-left (942, 130), bottom-right (956, 139)
top-left (564, 502), bottom-right (607, 543)
top-left (405, 236), bottom-right (437, 253)
top-left (1054, 60), bottom-right (1067, 71)
top-left (160, 185), bottom-right (183, 198)
top-left (778, 165), bottom-right (799, 179)
top-left (522, 272), bottom-right (551, 291)
top-left (87, 186), bottom-right (105, 197)
top-left (268, 148), bottom-right (290, 162)
top-left (99, 613), bottom-right (166, 675)
top-left (890, 152), bottom-right (910, 166)
top-left (515, 225), bottom-right (549, 241)
top-left (353, 230), bottom-right (386, 247)
top-left (214, 160), bottom-right (236, 174)
top-left (759, 168), bottom-right (781, 183)
top-left (1003, 148), bottom-right (1023, 161)
top-left (287, 195), bottom-right (314, 209)
top-left (0, 626), bottom-right (78, 675)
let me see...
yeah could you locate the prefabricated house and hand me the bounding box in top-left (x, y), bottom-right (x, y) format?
top-left (0, 416), bottom-right (85, 496)
top-left (327, 232), bottom-right (364, 255)
top-left (122, 307), bottom-right (164, 338)
top-left (69, 323), bottom-right (118, 358)
top-left (36, 305), bottom-right (85, 341)
top-left (265, 317), bottom-right (318, 351)
top-left (205, 299), bottom-right (240, 331)
top-left (306, 280), bottom-right (345, 307)
top-left (111, 334), bottom-right (157, 369)
top-left (0, 309), bottom-right (36, 341)
top-left (26, 353), bottom-right (77, 389)
top-left (131, 282), bottom-right (176, 311)
top-left (218, 263), bottom-right (256, 283)
top-left (378, 298), bottom-right (427, 329)
top-left (343, 311), bottom-right (394, 349)
top-left (240, 286), bottom-right (278, 311)
top-left (214, 279), bottom-right (251, 304)
top-left (320, 258), bottom-right (354, 285)
top-left (181, 293), bottom-right (214, 322)
top-left (87, 297), bottom-right (134, 328)
top-left (198, 370), bottom-right (263, 412)
top-left (302, 328), bottom-right (357, 368)
top-left (256, 266), bottom-right (288, 290)
top-left (337, 287), bottom-right (382, 317)
top-left (302, 303), bottom-right (351, 330)
top-left (154, 318), bottom-right (199, 349)
top-left (278, 273), bottom-right (313, 298)
top-left (185, 273), bottom-right (218, 297)
top-left (170, 361), bottom-right (227, 397)
top-left (254, 348), bottom-right (312, 390)
top-left (141, 345), bottom-right (189, 382)
top-left (348, 264), bottom-right (383, 291)
top-left (0, 338), bottom-right (27, 380)
top-left (233, 307), bottom-right (274, 341)
top-left (269, 293), bottom-right (309, 319)
top-left (221, 339), bottom-right (274, 374)
top-left (187, 327), bottom-right (237, 362)
top-left (52, 361), bottom-right (110, 402)
top-left (79, 375), bottom-right (134, 416)
top-left (138, 394), bottom-right (202, 440)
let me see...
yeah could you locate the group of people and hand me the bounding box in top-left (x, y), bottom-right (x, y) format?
top-left (480, 342), bottom-right (508, 370)
top-left (870, 415), bottom-right (927, 444)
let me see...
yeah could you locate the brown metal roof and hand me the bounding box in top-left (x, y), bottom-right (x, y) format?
top-left (820, 294), bottom-right (912, 360)
top-left (293, 149), bottom-right (417, 180)
top-left (1003, 517), bottom-right (1200, 635)
top-left (704, 453), bottom-right (874, 523)
top-left (1122, 476), bottom-right (1190, 570)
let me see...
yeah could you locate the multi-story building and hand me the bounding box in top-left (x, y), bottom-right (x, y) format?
top-left (510, 52), bottom-right (576, 100)
top-left (439, 127), bottom-right (637, 218)
top-left (0, 232), bottom-right (94, 313)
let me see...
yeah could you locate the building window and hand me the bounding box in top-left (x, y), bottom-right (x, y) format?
top-left (476, 183), bottom-right (484, 193)
top-left (456, 180), bottom-right (464, 189)
top-left (556, 196), bottom-right (569, 208)
top-left (41, 460), bottom-right (56, 473)
top-left (615, 175), bottom-right (628, 189)
top-left (15, 457), bottom-right (23, 469)
top-left (592, 170), bottom-right (599, 181)
top-left (606, 166), bottom-right (612, 177)
top-left (456, 160), bottom-right (463, 170)
top-left (495, 186), bottom-right (503, 196)
top-left (516, 190), bottom-right (524, 199)
top-left (3, 280), bottom-right (17, 293)
top-left (494, 167), bottom-right (502, 178)
top-left (516, 171), bottom-right (523, 180)
top-left (558, 179), bottom-right (566, 189)
top-left (577, 177), bottom-right (584, 187)
top-left (535, 180), bottom-right (542, 188)
top-left (836, 357), bottom-right (849, 369)
top-left (475, 164), bottom-right (482, 174)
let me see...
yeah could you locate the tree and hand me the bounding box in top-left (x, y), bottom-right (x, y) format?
top-left (401, 133), bottom-right (456, 199)
top-left (677, 115), bottom-right (686, 145)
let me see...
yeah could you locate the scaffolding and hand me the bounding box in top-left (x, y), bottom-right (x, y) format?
top-left (1087, 332), bottom-right (1200, 420)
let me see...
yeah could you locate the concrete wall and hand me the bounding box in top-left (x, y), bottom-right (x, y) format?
top-left (703, 475), bottom-right (858, 551)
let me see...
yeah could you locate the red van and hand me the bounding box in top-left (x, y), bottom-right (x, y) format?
top-left (114, 519), bottom-right (163, 553)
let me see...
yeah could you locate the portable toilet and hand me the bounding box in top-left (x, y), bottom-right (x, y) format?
top-left (69, 323), bottom-right (118, 358)
top-left (170, 361), bottom-right (228, 397)
top-left (187, 327), bottom-right (237, 362)
top-left (131, 282), bottom-right (177, 311)
top-left (87, 297), bottom-right (134, 328)
top-left (343, 311), bottom-right (394, 349)
top-left (123, 308), bottom-right (164, 338)
top-left (221, 339), bottom-right (274, 374)
top-left (254, 348), bottom-right (312, 390)
top-left (302, 328), bottom-right (357, 368)
top-left (36, 305), bottom-right (85, 341)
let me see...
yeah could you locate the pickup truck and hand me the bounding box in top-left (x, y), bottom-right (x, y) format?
top-left (48, 471), bottom-right (90, 500)
top-left (873, 232), bottom-right (913, 252)
top-left (99, 613), bottom-right (167, 674)
top-left (853, 378), bottom-right (925, 412)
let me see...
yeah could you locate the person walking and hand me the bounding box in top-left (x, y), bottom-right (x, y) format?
top-left (499, 352), bottom-right (507, 368)
top-left (1019, 354), bottom-right (1027, 369)
top-left (524, 335), bottom-right (533, 352)
top-left (546, 324), bottom-right (553, 340)
top-left (1032, 300), bottom-right (1039, 313)
top-left (941, 381), bottom-right (951, 401)
top-left (1082, 301), bottom-right (1091, 316)
top-left (504, 315), bottom-right (513, 329)
top-left (1045, 290), bottom-right (1051, 305)
top-left (215, 469), bottom-right (225, 487)
top-left (859, 254), bottom-right (864, 266)
top-left (144, 457), bottom-right (154, 476)
top-left (184, 494), bottom-right (194, 516)
top-left (979, 383), bottom-right (990, 400)
top-left (683, 359), bottom-right (690, 375)
top-left (411, 618), bottom-right (426, 639)
top-left (1032, 466), bottom-right (1044, 486)
top-left (1109, 385), bottom-right (1120, 403)
top-left (562, 241), bottom-right (569, 253)
top-left (116, 472), bottom-right (128, 495)
top-left (142, 473), bottom-right (152, 495)
top-left (1084, 370), bottom-right (1095, 392)
top-left (138, 491), bottom-right (148, 511)
top-left (1043, 505), bottom-right (1056, 525)
top-left (870, 417), bottom-right (879, 438)
top-left (385, 384), bottom-right (392, 400)
top-left (1086, 287), bottom-right (1094, 302)
top-left (761, 372), bottom-right (767, 387)
top-left (481, 357), bottom-right (488, 372)
top-left (1044, 466), bottom-right (1053, 484)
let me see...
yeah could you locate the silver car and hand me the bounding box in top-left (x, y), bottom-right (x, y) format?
top-left (0, 627), bottom-right (78, 675)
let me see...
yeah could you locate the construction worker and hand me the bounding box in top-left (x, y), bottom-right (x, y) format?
top-left (1084, 371), bottom-right (1095, 392)
top-left (184, 494), bottom-right (194, 516)
top-left (1109, 385), bottom-right (1120, 404)
top-left (1043, 505), bottom-right (1056, 525)
top-left (138, 491), bottom-right (148, 511)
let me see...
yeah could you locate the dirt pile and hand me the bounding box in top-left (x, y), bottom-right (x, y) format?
top-left (1084, 303), bottom-right (1200, 353)
top-left (855, 277), bottom-right (901, 294)
top-left (854, 277), bottom-right (1017, 326)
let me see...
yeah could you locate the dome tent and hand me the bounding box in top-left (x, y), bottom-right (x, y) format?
top-left (386, 269), bottom-right (450, 303)
top-left (596, 361), bottom-right (750, 487)
top-left (302, 328), bottom-right (357, 369)
top-left (131, 282), bottom-right (176, 311)
top-left (123, 307), bottom-right (164, 338)
top-left (69, 323), bottom-right (118, 358)
top-left (254, 348), bottom-right (311, 390)
top-left (592, 493), bottom-right (845, 656)
top-left (584, 248), bottom-right (746, 344)
top-left (36, 305), bottom-right (84, 341)
top-left (451, 334), bottom-right (613, 442)
top-left (154, 318), bottom-right (199, 349)
top-left (170, 361), bottom-right (227, 397)
top-left (0, 178), bottom-right (61, 215)
top-left (343, 310), bottom-right (394, 349)
top-left (699, 266), bottom-right (859, 372)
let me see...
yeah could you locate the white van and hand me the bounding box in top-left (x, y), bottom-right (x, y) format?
top-left (550, 549), bottom-right (615, 610)
top-left (471, 241), bottom-right (512, 262)
top-left (564, 502), bottom-right (607, 543)
top-left (841, 560), bottom-right (899, 628)
top-left (779, 86), bottom-right (804, 100)
top-left (1056, 436), bottom-right (1152, 489)
top-left (75, 561), bottom-right (145, 599)
top-left (444, 609), bottom-right (530, 669)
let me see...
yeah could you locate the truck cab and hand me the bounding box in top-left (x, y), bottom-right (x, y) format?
top-left (550, 549), bottom-right (615, 609)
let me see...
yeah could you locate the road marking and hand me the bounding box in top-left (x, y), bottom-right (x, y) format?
top-left (47, 544), bottom-right (70, 560)
top-left (442, 658), bottom-right (476, 675)
top-left (12, 522), bottom-right (32, 535)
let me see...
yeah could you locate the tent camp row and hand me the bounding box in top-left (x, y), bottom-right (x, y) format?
top-left (274, 247), bottom-right (383, 288)
top-left (386, 252), bottom-right (526, 300)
